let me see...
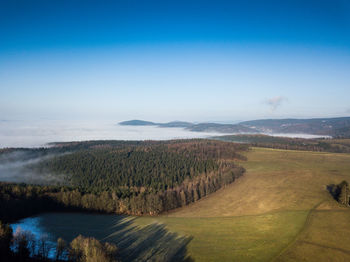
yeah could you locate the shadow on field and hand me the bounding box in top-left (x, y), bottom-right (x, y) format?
top-left (104, 216), bottom-right (194, 262)
top-left (327, 183), bottom-right (343, 202)
top-left (37, 213), bottom-right (193, 262)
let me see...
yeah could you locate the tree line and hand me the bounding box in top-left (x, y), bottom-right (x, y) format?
top-left (0, 221), bottom-right (120, 262)
top-left (214, 135), bottom-right (350, 153)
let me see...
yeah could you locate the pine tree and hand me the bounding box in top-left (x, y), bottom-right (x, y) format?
top-left (56, 237), bottom-right (67, 261)
top-left (0, 221), bottom-right (13, 258)
top-left (338, 181), bottom-right (349, 205)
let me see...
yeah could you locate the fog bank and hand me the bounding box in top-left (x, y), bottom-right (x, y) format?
top-left (0, 119), bottom-right (230, 148)
top-left (0, 150), bottom-right (66, 184)
top-left (0, 119), bottom-right (331, 149)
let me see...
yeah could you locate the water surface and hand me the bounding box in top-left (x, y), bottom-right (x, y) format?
top-left (11, 212), bottom-right (191, 261)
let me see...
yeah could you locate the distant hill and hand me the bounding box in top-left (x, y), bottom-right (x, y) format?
top-left (188, 123), bottom-right (257, 133)
top-left (119, 120), bottom-right (157, 126)
top-left (119, 120), bottom-right (193, 128)
top-left (118, 120), bottom-right (257, 133)
top-left (159, 121), bottom-right (193, 128)
top-left (119, 117), bottom-right (350, 137)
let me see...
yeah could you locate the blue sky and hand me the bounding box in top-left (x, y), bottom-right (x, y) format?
top-left (1, 0), bottom-right (350, 122)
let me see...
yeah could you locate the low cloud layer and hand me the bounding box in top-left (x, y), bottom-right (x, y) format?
top-left (0, 120), bottom-right (228, 148)
top-left (0, 151), bottom-right (65, 184)
top-left (265, 96), bottom-right (287, 111)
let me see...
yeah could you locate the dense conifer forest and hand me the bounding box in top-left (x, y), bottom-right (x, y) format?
top-left (0, 140), bottom-right (248, 221)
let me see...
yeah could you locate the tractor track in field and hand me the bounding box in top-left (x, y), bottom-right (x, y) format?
top-left (270, 201), bottom-right (324, 262)
top-left (298, 240), bottom-right (350, 256)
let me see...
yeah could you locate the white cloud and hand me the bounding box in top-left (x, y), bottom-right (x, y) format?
top-left (265, 96), bottom-right (287, 111)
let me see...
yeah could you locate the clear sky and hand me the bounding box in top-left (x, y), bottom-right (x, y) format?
top-left (1, 0), bottom-right (350, 122)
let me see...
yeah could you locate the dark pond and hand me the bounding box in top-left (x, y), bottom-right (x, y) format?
top-left (11, 212), bottom-right (192, 261)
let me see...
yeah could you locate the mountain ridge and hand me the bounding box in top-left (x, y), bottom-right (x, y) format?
top-left (119, 117), bottom-right (350, 137)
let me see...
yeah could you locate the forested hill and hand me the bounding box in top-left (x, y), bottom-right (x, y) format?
top-left (0, 140), bottom-right (248, 218)
top-left (119, 120), bottom-right (257, 133)
top-left (239, 117), bottom-right (350, 137)
top-left (119, 120), bottom-right (193, 128)
top-left (119, 117), bottom-right (350, 137)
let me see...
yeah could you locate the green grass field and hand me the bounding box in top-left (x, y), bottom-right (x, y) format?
top-left (122, 147), bottom-right (350, 261)
top-left (130, 211), bottom-right (307, 261)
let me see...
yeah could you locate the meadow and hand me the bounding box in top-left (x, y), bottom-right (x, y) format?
top-left (131, 147), bottom-right (350, 261)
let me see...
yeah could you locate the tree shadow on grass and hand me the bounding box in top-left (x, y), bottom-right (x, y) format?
top-left (327, 184), bottom-right (339, 200)
top-left (36, 213), bottom-right (194, 262)
top-left (327, 183), bottom-right (343, 202)
top-left (105, 217), bottom-right (194, 262)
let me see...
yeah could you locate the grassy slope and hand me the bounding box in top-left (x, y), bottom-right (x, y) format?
top-left (119, 148), bottom-right (350, 261)
top-left (169, 148), bottom-right (350, 217)
top-left (133, 211), bottom-right (307, 261)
